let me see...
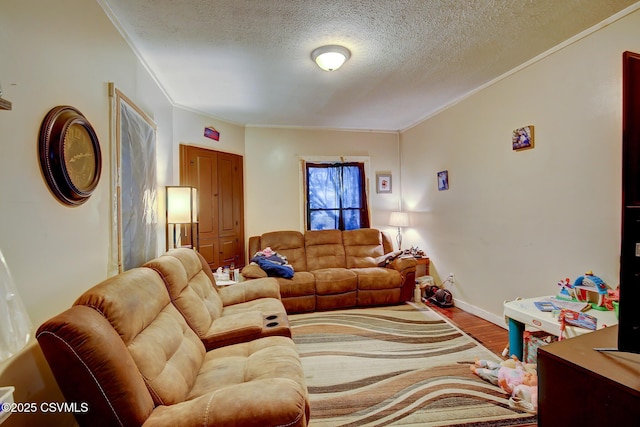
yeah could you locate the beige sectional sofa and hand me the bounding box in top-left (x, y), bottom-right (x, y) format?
top-left (36, 248), bottom-right (309, 427)
top-left (242, 228), bottom-right (417, 313)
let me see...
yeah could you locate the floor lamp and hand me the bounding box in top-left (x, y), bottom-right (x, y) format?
top-left (166, 186), bottom-right (199, 251)
top-left (389, 211), bottom-right (409, 251)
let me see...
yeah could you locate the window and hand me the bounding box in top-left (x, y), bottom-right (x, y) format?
top-left (305, 162), bottom-right (370, 230)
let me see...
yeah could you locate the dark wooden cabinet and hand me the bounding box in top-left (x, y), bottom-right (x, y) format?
top-left (620, 51), bottom-right (640, 353)
top-left (180, 145), bottom-right (244, 270)
top-left (537, 326), bottom-right (640, 426)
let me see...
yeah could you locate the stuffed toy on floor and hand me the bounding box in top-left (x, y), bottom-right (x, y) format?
top-left (470, 356), bottom-right (538, 413)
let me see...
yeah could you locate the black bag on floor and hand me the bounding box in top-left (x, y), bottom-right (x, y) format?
top-left (425, 285), bottom-right (454, 308)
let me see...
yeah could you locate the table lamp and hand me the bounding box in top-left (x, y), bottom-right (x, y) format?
top-left (389, 211), bottom-right (409, 250)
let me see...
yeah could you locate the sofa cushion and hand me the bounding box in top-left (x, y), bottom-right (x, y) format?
top-left (217, 277), bottom-right (281, 306)
top-left (145, 252), bottom-right (223, 338)
top-left (312, 268), bottom-right (357, 295)
top-left (190, 336), bottom-right (305, 395)
top-left (73, 268), bottom-right (205, 406)
top-left (343, 228), bottom-right (385, 268)
top-left (275, 272), bottom-right (316, 298)
top-left (305, 229), bottom-right (346, 270)
top-left (260, 231), bottom-right (307, 272)
top-left (351, 267), bottom-right (403, 290)
top-left (184, 336), bottom-right (309, 426)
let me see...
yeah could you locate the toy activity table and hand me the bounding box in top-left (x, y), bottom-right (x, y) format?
top-left (503, 296), bottom-right (618, 360)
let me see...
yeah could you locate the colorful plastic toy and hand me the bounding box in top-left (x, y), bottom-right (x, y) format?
top-left (573, 270), bottom-right (609, 308)
top-left (556, 277), bottom-right (575, 300)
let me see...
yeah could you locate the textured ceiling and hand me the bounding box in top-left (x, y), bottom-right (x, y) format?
top-left (100, 0), bottom-right (639, 131)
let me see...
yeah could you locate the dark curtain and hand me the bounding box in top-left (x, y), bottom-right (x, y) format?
top-left (306, 162), bottom-right (370, 230)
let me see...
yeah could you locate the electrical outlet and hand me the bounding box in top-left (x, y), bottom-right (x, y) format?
top-left (447, 273), bottom-right (455, 285)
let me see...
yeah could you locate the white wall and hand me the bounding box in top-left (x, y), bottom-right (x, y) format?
top-left (400, 7), bottom-right (640, 324)
top-left (0, 0), bottom-right (177, 329)
top-left (244, 127), bottom-right (402, 240)
top-left (0, 1), bottom-right (175, 425)
top-left (172, 107), bottom-right (246, 167)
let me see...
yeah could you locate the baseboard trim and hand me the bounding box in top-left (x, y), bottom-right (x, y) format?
top-left (453, 298), bottom-right (507, 330)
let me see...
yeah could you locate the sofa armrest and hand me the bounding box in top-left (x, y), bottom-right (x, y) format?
top-left (389, 256), bottom-right (417, 301)
top-left (374, 250), bottom-right (403, 267)
top-left (218, 277), bottom-right (282, 306)
top-left (241, 263), bottom-right (268, 279)
top-left (201, 311), bottom-right (264, 349)
top-left (388, 255), bottom-right (417, 273)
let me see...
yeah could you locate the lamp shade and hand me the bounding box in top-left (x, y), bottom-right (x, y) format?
top-left (311, 45), bottom-right (351, 71)
top-left (166, 186), bottom-right (198, 224)
top-left (389, 211), bottom-right (409, 227)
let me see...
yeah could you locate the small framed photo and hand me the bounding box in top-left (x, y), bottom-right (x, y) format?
top-left (512, 125), bottom-right (534, 151)
top-left (376, 173), bottom-right (392, 193)
top-left (437, 170), bottom-right (449, 191)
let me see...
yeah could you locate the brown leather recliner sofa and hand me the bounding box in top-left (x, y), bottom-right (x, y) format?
top-left (144, 248), bottom-right (292, 350)
top-left (242, 228), bottom-right (417, 313)
top-left (36, 249), bottom-right (309, 427)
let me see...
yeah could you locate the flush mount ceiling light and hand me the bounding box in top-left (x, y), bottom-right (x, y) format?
top-left (311, 45), bottom-right (351, 71)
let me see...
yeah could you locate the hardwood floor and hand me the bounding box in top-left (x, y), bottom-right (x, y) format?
top-left (428, 303), bottom-right (510, 357)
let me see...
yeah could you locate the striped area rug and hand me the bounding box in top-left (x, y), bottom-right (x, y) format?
top-left (290, 303), bottom-right (537, 427)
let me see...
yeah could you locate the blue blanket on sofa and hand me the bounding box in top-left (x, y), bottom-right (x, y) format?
top-left (254, 257), bottom-right (294, 278)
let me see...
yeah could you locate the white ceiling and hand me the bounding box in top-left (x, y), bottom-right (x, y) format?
top-left (100, 0), bottom-right (639, 132)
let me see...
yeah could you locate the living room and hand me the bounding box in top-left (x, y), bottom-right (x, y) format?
top-left (2, 0), bottom-right (640, 425)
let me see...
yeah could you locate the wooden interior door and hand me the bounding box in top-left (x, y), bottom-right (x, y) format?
top-left (180, 145), bottom-right (219, 267)
top-left (217, 152), bottom-right (244, 267)
top-left (180, 145), bottom-right (244, 270)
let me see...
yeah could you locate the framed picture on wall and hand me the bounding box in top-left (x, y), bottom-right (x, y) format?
top-left (512, 125), bottom-right (534, 151)
top-left (437, 170), bottom-right (449, 191)
top-left (376, 173), bottom-right (392, 193)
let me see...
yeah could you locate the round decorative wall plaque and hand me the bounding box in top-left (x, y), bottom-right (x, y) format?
top-left (39, 106), bottom-right (102, 206)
